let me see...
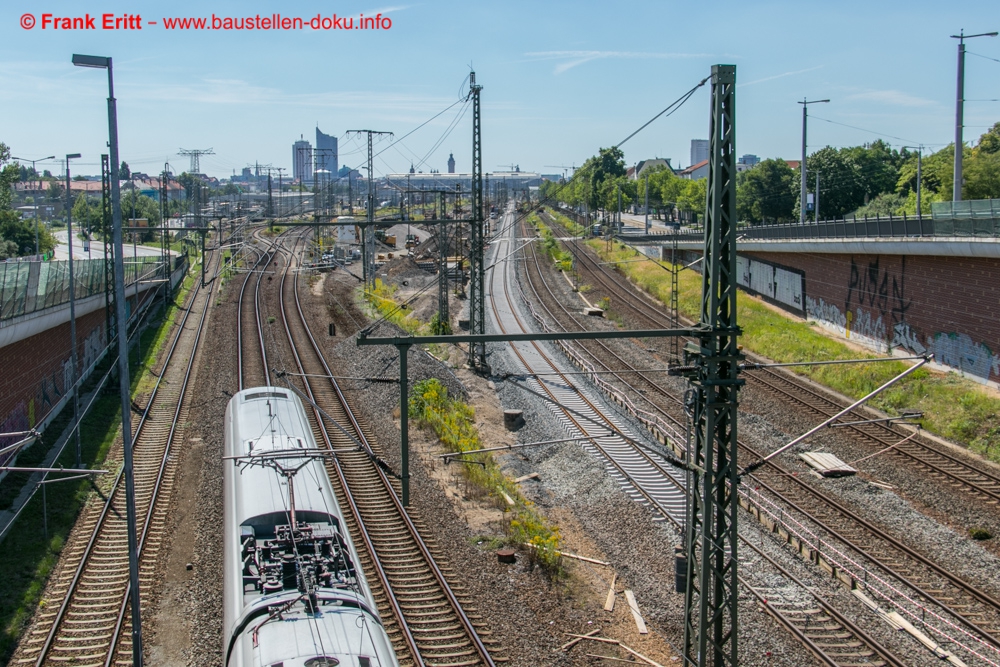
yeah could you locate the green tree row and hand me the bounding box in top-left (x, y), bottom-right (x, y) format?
top-left (542, 122), bottom-right (1000, 226)
top-left (539, 147), bottom-right (707, 222)
top-left (0, 142), bottom-right (56, 258)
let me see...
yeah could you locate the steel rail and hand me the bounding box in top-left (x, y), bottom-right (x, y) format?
top-left (285, 235), bottom-right (498, 667)
top-left (531, 213), bottom-right (1000, 653)
top-left (559, 214), bottom-right (1000, 507)
top-left (271, 232), bottom-right (426, 665)
top-left (506, 213), bottom-right (907, 667)
top-left (106, 244), bottom-right (218, 664)
top-left (237, 239), bottom-right (268, 390)
top-left (31, 249), bottom-right (215, 666)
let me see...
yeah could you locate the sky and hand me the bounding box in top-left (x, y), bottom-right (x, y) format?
top-left (2, 0), bottom-right (999, 180)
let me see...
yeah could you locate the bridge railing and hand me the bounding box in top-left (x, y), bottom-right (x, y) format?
top-left (0, 255), bottom-right (175, 323)
top-left (625, 212), bottom-right (1000, 243)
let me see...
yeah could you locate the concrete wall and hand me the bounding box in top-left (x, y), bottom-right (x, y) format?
top-left (0, 258), bottom-right (188, 467)
top-left (0, 309), bottom-right (107, 456)
top-left (745, 251), bottom-right (1000, 385)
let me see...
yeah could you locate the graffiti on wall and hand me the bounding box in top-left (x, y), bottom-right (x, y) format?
top-left (803, 255), bottom-right (999, 384)
top-left (805, 295), bottom-right (890, 352)
top-left (0, 401), bottom-right (29, 468)
top-left (925, 332), bottom-right (1000, 383)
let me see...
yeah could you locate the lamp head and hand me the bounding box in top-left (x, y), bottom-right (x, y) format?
top-left (72, 54), bottom-right (110, 69)
top-left (67, 153), bottom-right (82, 160)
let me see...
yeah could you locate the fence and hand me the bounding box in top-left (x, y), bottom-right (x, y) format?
top-left (0, 256), bottom-right (172, 322)
top-left (616, 198), bottom-right (1000, 242)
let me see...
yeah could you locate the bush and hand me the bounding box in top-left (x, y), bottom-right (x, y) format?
top-left (970, 527), bottom-right (993, 541)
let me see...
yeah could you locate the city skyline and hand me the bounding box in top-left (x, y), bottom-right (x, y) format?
top-left (3, 1), bottom-right (998, 179)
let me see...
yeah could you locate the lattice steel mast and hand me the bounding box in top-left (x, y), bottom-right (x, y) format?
top-left (468, 71), bottom-right (486, 369)
top-left (177, 147), bottom-right (214, 174)
top-left (682, 64), bottom-right (742, 667)
top-left (346, 130), bottom-right (393, 290)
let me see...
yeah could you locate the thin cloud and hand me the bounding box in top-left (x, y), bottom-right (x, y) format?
top-left (846, 89), bottom-right (935, 107)
top-left (739, 65), bottom-right (823, 87)
top-left (359, 5), bottom-right (410, 16)
top-left (524, 50), bottom-right (719, 74)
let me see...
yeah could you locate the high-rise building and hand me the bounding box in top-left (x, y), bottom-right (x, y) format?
top-left (315, 127), bottom-right (338, 177)
top-left (293, 136), bottom-right (313, 183)
top-left (690, 139), bottom-right (709, 167)
top-left (447, 153), bottom-right (456, 174)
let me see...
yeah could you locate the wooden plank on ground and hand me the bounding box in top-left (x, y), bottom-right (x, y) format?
top-left (560, 629), bottom-right (600, 651)
top-left (619, 643), bottom-right (665, 667)
top-left (562, 633), bottom-right (619, 645)
top-left (624, 590), bottom-right (648, 634)
top-left (604, 573), bottom-right (617, 612)
top-left (799, 451), bottom-right (857, 477)
top-left (514, 472), bottom-right (539, 483)
top-left (501, 491), bottom-right (515, 506)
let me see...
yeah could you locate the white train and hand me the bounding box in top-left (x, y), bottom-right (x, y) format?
top-left (224, 387), bottom-right (398, 667)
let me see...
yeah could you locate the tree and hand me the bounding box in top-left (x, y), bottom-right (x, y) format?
top-left (46, 180), bottom-right (64, 202)
top-left (72, 193), bottom-right (103, 236)
top-left (579, 146), bottom-right (626, 212)
top-left (120, 161), bottom-right (131, 180)
top-left (120, 191), bottom-right (162, 241)
top-left (964, 151), bottom-right (1000, 200)
top-left (804, 140), bottom-right (903, 219)
top-left (176, 172), bottom-right (199, 200)
top-left (0, 209), bottom-right (56, 256)
top-left (736, 158), bottom-right (796, 224)
top-left (0, 142), bottom-right (20, 210)
top-left (854, 192), bottom-right (907, 218)
top-left (976, 122), bottom-right (1000, 155)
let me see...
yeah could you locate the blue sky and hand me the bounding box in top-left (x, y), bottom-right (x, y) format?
top-left (3, 0), bottom-right (999, 179)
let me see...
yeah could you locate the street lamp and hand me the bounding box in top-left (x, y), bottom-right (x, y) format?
top-left (65, 153), bottom-right (82, 469)
top-left (798, 98), bottom-right (829, 223)
top-left (950, 30), bottom-right (998, 202)
top-left (71, 52), bottom-right (144, 667)
top-left (12, 154), bottom-right (55, 256)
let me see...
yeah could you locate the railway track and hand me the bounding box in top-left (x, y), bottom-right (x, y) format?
top-left (492, 208), bottom-right (907, 667)
top-left (246, 230), bottom-right (501, 666)
top-left (14, 249), bottom-right (216, 667)
top-left (524, 210), bottom-right (1000, 664)
top-left (554, 211), bottom-right (1000, 510)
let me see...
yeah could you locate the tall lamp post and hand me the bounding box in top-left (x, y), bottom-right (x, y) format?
top-left (12, 154), bottom-right (55, 256)
top-left (798, 98), bottom-right (829, 223)
top-left (950, 30), bottom-right (997, 202)
top-left (71, 53), bottom-right (143, 667)
top-left (65, 152), bottom-right (82, 468)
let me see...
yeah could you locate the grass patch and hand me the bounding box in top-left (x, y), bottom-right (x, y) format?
top-left (0, 263), bottom-right (197, 662)
top-left (410, 379), bottom-right (562, 574)
top-left (544, 207), bottom-right (586, 236)
top-left (363, 279), bottom-right (425, 336)
top-left (530, 213), bottom-right (573, 272)
top-left (588, 241), bottom-right (1000, 462)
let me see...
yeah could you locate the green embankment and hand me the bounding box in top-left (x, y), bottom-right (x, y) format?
top-left (0, 265), bottom-right (197, 662)
top-left (590, 241), bottom-right (1000, 463)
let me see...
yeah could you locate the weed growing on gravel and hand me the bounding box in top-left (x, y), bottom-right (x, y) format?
top-left (530, 213), bottom-right (573, 272)
top-left (587, 241), bottom-right (1000, 461)
top-left (365, 279), bottom-right (423, 335)
top-left (543, 207), bottom-right (586, 236)
top-left (410, 378), bottom-right (562, 574)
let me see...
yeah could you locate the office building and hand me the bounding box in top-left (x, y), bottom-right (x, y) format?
top-left (690, 139), bottom-right (709, 168)
top-left (293, 136), bottom-right (313, 183)
top-left (316, 127), bottom-right (338, 177)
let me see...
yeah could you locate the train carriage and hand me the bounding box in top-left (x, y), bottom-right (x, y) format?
top-left (223, 387), bottom-right (398, 667)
